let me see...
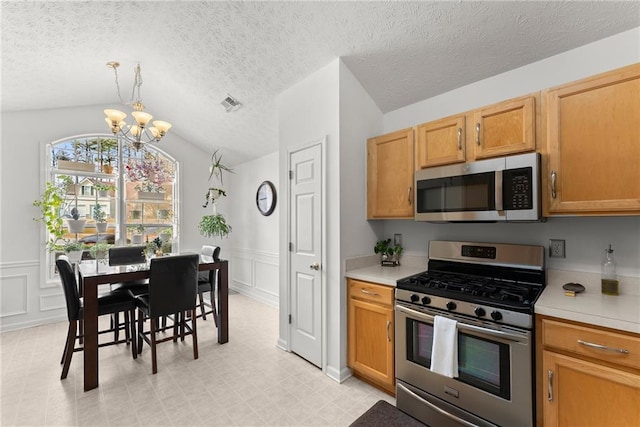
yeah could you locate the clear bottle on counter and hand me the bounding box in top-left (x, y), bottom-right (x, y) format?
top-left (601, 244), bottom-right (619, 296)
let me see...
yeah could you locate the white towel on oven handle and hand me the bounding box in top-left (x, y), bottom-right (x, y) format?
top-left (430, 315), bottom-right (459, 378)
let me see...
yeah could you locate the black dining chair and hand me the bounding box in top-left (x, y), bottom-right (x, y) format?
top-left (196, 245), bottom-right (221, 324)
top-left (135, 254), bottom-right (200, 374)
top-left (56, 256), bottom-right (137, 380)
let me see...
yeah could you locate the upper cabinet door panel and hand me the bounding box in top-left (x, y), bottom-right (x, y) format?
top-left (544, 63), bottom-right (640, 215)
top-left (473, 95), bottom-right (536, 160)
top-left (367, 128), bottom-right (414, 219)
top-left (416, 115), bottom-right (466, 169)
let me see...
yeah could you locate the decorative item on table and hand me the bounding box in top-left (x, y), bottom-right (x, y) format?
top-left (145, 237), bottom-right (163, 258)
top-left (374, 238), bottom-right (403, 266)
top-left (199, 149), bottom-right (233, 240)
top-left (89, 242), bottom-right (111, 262)
top-left (103, 61), bottom-right (171, 151)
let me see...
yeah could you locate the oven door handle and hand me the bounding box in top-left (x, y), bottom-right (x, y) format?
top-left (397, 383), bottom-right (480, 427)
top-left (396, 304), bottom-right (527, 343)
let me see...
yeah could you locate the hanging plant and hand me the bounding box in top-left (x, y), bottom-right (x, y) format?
top-left (199, 149), bottom-right (234, 239)
top-left (33, 177), bottom-right (73, 251)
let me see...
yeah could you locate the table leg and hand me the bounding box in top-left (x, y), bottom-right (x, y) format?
top-left (81, 274), bottom-right (99, 391)
top-left (217, 261), bottom-right (228, 344)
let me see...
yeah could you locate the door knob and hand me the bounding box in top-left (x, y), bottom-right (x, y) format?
top-left (310, 263), bottom-right (320, 271)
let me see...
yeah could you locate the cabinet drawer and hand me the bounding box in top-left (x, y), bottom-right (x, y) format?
top-left (542, 318), bottom-right (640, 370)
top-left (348, 279), bottom-right (394, 307)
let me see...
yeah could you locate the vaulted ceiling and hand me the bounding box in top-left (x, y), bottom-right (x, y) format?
top-left (2, 1), bottom-right (638, 165)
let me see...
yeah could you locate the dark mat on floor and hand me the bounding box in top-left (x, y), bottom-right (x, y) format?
top-left (349, 400), bottom-right (426, 426)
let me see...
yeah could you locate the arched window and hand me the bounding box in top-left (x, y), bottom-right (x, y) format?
top-left (43, 134), bottom-right (178, 279)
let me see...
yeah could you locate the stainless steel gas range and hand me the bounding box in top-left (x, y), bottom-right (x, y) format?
top-left (395, 240), bottom-right (545, 427)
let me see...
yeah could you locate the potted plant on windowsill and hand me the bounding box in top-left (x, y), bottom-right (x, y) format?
top-left (66, 207), bottom-right (86, 233)
top-left (374, 239), bottom-right (403, 266)
top-left (129, 225), bottom-right (145, 244)
top-left (62, 240), bottom-right (88, 264)
top-left (92, 204), bottom-right (108, 233)
top-left (94, 181), bottom-right (115, 198)
top-left (199, 149), bottom-right (233, 241)
top-left (89, 242), bottom-right (111, 261)
top-left (125, 153), bottom-right (173, 200)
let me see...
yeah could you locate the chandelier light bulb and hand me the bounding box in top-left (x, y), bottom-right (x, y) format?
top-left (153, 120), bottom-right (172, 134)
top-left (132, 111), bottom-right (153, 127)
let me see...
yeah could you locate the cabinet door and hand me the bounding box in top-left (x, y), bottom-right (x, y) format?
top-left (367, 128), bottom-right (414, 219)
top-left (348, 297), bottom-right (394, 393)
top-left (415, 115), bottom-right (466, 168)
top-left (543, 351), bottom-right (640, 427)
top-left (472, 94), bottom-right (536, 160)
top-left (544, 64), bottom-right (640, 215)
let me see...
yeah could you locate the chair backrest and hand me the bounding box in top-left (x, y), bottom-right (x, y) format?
top-left (56, 256), bottom-right (81, 322)
top-left (109, 245), bottom-right (146, 266)
top-left (148, 254), bottom-right (199, 317)
top-left (198, 245), bottom-right (221, 282)
top-left (201, 245), bottom-right (220, 261)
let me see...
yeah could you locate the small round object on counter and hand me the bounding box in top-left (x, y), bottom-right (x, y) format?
top-left (562, 282), bottom-right (586, 293)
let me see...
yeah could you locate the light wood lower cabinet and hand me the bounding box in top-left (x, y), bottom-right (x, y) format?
top-left (537, 315), bottom-right (640, 427)
top-left (347, 278), bottom-right (395, 395)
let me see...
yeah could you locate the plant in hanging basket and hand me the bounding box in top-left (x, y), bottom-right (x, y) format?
top-left (198, 214), bottom-right (232, 239)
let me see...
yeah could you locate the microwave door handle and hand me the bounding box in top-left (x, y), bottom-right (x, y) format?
top-left (495, 170), bottom-right (503, 211)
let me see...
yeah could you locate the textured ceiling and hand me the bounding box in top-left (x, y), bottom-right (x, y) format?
top-left (2, 1), bottom-right (639, 166)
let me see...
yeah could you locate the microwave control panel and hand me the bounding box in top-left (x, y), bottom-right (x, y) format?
top-left (503, 167), bottom-right (533, 210)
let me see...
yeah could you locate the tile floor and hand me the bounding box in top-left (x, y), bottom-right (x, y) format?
top-left (1, 293), bottom-right (394, 426)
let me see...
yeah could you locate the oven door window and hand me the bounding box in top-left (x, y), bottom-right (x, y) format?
top-left (406, 318), bottom-right (510, 400)
top-left (416, 172), bottom-right (495, 213)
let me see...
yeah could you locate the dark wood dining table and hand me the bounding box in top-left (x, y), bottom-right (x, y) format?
top-left (77, 255), bottom-right (228, 391)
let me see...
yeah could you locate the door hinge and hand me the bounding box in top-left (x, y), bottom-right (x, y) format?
top-left (289, 242), bottom-right (293, 252)
top-left (288, 314), bottom-right (292, 324)
top-left (289, 170), bottom-right (293, 179)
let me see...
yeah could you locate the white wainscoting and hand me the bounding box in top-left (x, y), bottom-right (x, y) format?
top-left (0, 260), bottom-right (66, 332)
top-left (230, 249), bottom-right (279, 307)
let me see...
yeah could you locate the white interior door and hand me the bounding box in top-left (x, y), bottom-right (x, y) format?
top-left (288, 139), bottom-right (323, 367)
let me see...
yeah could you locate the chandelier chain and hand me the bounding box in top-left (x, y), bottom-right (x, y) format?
top-left (111, 64), bottom-right (124, 105)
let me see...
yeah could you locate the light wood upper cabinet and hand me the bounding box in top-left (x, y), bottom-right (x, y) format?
top-left (347, 279), bottom-right (395, 395)
top-left (416, 114), bottom-right (466, 168)
top-left (414, 94), bottom-right (536, 170)
top-left (537, 316), bottom-right (640, 427)
top-left (367, 128), bottom-right (414, 219)
top-left (472, 94), bottom-right (536, 160)
top-left (543, 63), bottom-right (640, 216)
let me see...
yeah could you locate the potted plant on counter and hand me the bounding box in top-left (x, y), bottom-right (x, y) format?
top-left (199, 149), bottom-right (233, 240)
top-left (374, 239), bottom-right (403, 266)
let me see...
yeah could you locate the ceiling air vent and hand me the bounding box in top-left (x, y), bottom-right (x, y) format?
top-left (221, 94), bottom-right (242, 112)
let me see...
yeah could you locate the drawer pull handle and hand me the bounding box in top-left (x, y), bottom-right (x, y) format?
top-left (547, 370), bottom-right (553, 402)
top-left (577, 339), bottom-right (629, 354)
top-left (360, 289), bottom-right (380, 297)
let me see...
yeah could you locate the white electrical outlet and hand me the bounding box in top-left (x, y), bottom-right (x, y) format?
top-left (549, 239), bottom-right (566, 258)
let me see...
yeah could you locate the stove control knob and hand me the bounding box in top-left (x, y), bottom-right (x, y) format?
top-left (474, 307), bottom-right (486, 317)
top-left (491, 310), bottom-right (503, 321)
top-left (421, 296), bottom-right (431, 305)
top-left (446, 301), bottom-right (457, 311)
top-left (410, 294), bottom-right (420, 303)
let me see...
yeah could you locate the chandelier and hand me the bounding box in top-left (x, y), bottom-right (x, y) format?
top-left (104, 61), bottom-right (172, 150)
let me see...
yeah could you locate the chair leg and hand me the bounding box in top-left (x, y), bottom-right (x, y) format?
top-left (198, 292), bottom-right (207, 320)
top-left (113, 312), bottom-right (120, 342)
top-left (210, 289), bottom-right (218, 327)
top-left (180, 311), bottom-right (186, 342)
top-left (191, 308), bottom-right (199, 360)
top-left (137, 309), bottom-right (145, 355)
top-left (60, 326), bottom-right (72, 364)
top-left (173, 313), bottom-right (179, 342)
top-left (150, 317), bottom-right (158, 374)
top-left (123, 311), bottom-right (130, 344)
top-left (129, 309), bottom-right (137, 359)
top-left (61, 321), bottom-right (77, 379)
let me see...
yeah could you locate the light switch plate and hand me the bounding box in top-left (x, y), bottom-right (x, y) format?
top-left (549, 239), bottom-right (566, 258)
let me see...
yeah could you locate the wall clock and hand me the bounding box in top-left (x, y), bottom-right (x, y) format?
top-left (256, 180), bottom-right (277, 216)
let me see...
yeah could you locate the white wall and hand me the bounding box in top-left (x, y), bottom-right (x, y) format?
top-left (0, 105), bottom-right (213, 331)
top-left (226, 151), bottom-right (279, 306)
top-left (277, 59), bottom-right (340, 375)
top-left (381, 27), bottom-right (640, 278)
top-left (337, 60), bottom-right (384, 376)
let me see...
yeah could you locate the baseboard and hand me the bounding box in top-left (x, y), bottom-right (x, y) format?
top-left (325, 364), bottom-right (352, 383)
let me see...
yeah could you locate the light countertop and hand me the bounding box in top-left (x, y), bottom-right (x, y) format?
top-left (536, 269), bottom-right (640, 334)
top-left (345, 264), bottom-right (426, 287)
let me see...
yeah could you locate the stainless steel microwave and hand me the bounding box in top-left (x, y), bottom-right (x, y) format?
top-left (415, 152), bottom-right (542, 222)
